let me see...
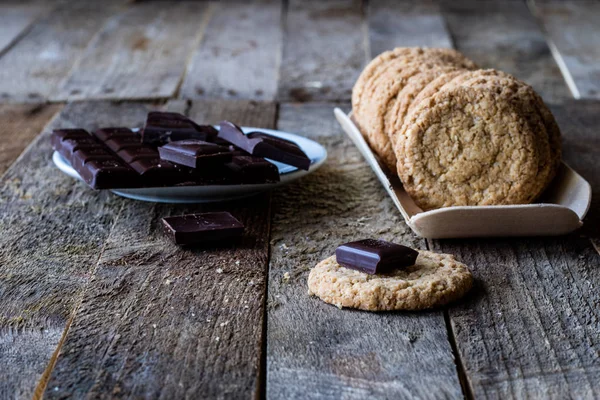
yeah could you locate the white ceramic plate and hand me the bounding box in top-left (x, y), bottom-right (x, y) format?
top-left (334, 108), bottom-right (592, 238)
top-left (53, 127), bottom-right (327, 203)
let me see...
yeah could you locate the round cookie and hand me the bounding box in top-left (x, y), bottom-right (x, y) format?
top-left (404, 70), bottom-right (467, 118)
top-left (530, 90), bottom-right (562, 179)
top-left (395, 85), bottom-right (544, 210)
top-left (360, 62), bottom-right (460, 171)
top-left (355, 49), bottom-right (477, 121)
top-left (394, 70), bottom-right (510, 160)
top-left (362, 49), bottom-right (477, 108)
top-left (352, 48), bottom-right (428, 123)
top-left (307, 250), bottom-right (473, 311)
top-left (458, 74), bottom-right (559, 196)
top-left (388, 70), bottom-right (494, 168)
top-left (352, 48), bottom-right (477, 124)
top-left (359, 62), bottom-right (436, 170)
top-left (386, 68), bottom-right (467, 153)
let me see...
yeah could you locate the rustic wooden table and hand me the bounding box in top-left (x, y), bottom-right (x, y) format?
top-left (0, 0), bottom-right (598, 399)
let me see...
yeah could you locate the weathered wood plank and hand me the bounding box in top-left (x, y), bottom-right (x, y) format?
top-left (0, 103), bottom-right (63, 177)
top-left (431, 101), bottom-right (600, 399)
top-left (0, 101), bottom-right (167, 399)
top-left (550, 100), bottom-right (600, 249)
top-left (278, 0), bottom-right (367, 102)
top-left (0, 1), bottom-right (123, 103)
top-left (440, 0), bottom-right (569, 102)
top-left (44, 100), bottom-right (277, 399)
top-left (179, 1), bottom-right (282, 101)
top-left (0, 3), bottom-right (51, 57)
top-left (529, 0), bottom-right (600, 99)
top-left (368, 0), bottom-right (452, 57)
top-left (53, 2), bottom-right (210, 101)
top-left (266, 103), bottom-right (464, 399)
top-left (432, 236), bottom-right (600, 399)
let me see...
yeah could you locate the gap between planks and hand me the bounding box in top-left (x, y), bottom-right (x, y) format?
top-left (32, 201), bottom-right (127, 400)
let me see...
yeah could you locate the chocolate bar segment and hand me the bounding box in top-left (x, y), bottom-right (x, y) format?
top-left (158, 140), bottom-right (233, 168)
top-left (218, 121), bottom-right (311, 170)
top-left (162, 212), bottom-right (244, 245)
top-left (94, 127), bottom-right (136, 142)
top-left (225, 155), bottom-right (280, 184)
top-left (92, 128), bottom-right (183, 183)
top-left (72, 157), bottom-right (139, 189)
top-left (142, 111), bottom-right (218, 145)
top-left (52, 129), bottom-right (139, 189)
top-left (335, 239), bottom-right (419, 275)
top-left (247, 131), bottom-right (311, 170)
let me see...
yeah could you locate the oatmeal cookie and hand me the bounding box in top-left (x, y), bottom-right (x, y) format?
top-left (307, 250), bottom-right (473, 311)
top-left (395, 85), bottom-right (547, 210)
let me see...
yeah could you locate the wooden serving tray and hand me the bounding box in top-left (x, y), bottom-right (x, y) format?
top-left (334, 108), bottom-right (592, 239)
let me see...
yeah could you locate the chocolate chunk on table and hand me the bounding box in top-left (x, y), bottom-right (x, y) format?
top-left (335, 239), bottom-right (419, 275)
top-left (162, 212), bottom-right (244, 245)
top-left (218, 121), bottom-right (311, 170)
top-left (142, 111), bottom-right (218, 145)
top-left (158, 140), bottom-right (233, 168)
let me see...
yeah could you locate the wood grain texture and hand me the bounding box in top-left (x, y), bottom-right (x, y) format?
top-left (0, 103), bottom-right (62, 176)
top-left (368, 0), bottom-right (452, 57)
top-left (52, 2), bottom-right (210, 101)
top-left (278, 0), bottom-right (367, 102)
top-left (0, 1), bottom-right (123, 103)
top-left (529, 0), bottom-right (600, 99)
top-left (440, 0), bottom-right (569, 102)
top-left (432, 236), bottom-right (600, 399)
top-left (179, 1), bottom-right (282, 101)
top-left (550, 100), bottom-right (600, 248)
top-left (430, 101), bottom-right (600, 399)
top-left (266, 103), bottom-right (464, 399)
top-left (0, 3), bottom-right (51, 57)
top-left (0, 101), bottom-right (164, 399)
top-left (44, 100), bottom-right (277, 399)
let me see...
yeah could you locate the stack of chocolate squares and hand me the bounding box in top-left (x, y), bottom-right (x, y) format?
top-left (51, 112), bottom-right (311, 189)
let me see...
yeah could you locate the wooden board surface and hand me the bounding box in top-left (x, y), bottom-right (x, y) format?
top-left (0, 1), bottom-right (123, 103)
top-left (0, 103), bottom-right (62, 176)
top-left (432, 234), bottom-right (600, 399)
top-left (529, 0), bottom-right (600, 99)
top-left (0, 3), bottom-right (50, 57)
top-left (44, 100), bottom-right (277, 399)
top-left (53, 2), bottom-right (210, 101)
top-left (277, 0), bottom-right (367, 102)
top-left (368, 0), bottom-right (452, 57)
top-left (0, 101), bottom-right (162, 399)
top-left (266, 103), bottom-right (464, 399)
top-left (440, 0), bottom-right (570, 102)
top-left (179, 1), bottom-right (282, 101)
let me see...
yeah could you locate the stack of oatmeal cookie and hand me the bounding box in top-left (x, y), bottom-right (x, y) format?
top-left (352, 47), bottom-right (562, 211)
